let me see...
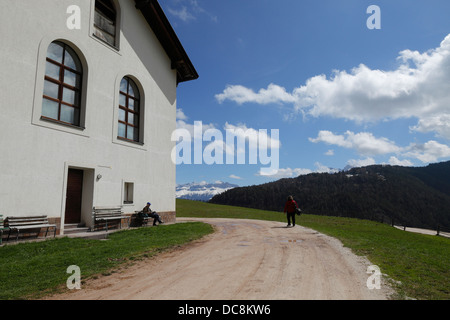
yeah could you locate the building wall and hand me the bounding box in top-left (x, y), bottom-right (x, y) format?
top-left (0, 0), bottom-right (177, 232)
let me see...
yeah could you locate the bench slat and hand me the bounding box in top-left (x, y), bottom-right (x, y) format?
top-left (7, 221), bottom-right (50, 225)
top-left (94, 211), bottom-right (124, 214)
top-left (6, 216), bottom-right (48, 221)
top-left (94, 212), bottom-right (122, 215)
top-left (7, 218), bottom-right (49, 222)
top-left (13, 224), bottom-right (56, 229)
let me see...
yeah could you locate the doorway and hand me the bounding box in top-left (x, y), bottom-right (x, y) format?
top-left (65, 168), bottom-right (84, 224)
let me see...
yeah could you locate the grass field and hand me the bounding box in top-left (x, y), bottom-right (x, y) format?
top-left (177, 199), bottom-right (450, 300)
top-left (0, 222), bottom-right (213, 300)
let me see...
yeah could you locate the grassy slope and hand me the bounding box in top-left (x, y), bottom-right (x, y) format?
top-left (177, 199), bottom-right (450, 300)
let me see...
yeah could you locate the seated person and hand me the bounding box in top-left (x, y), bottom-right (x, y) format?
top-left (141, 202), bottom-right (164, 226)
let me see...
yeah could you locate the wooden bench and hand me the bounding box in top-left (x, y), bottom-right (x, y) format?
top-left (4, 215), bottom-right (57, 242)
top-left (92, 206), bottom-right (130, 232)
top-left (0, 215), bottom-right (7, 245)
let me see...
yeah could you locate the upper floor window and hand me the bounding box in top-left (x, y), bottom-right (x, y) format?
top-left (94, 0), bottom-right (117, 47)
top-left (42, 41), bottom-right (82, 127)
top-left (118, 77), bottom-right (141, 143)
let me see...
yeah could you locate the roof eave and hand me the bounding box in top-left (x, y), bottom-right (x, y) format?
top-left (134, 0), bottom-right (199, 84)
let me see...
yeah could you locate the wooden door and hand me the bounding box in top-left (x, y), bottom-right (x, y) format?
top-left (65, 169), bottom-right (84, 224)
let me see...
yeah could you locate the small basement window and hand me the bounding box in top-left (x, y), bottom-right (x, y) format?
top-left (123, 182), bottom-right (134, 204)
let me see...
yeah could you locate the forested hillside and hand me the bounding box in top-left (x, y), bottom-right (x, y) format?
top-left (210, 161), bottom-right (450, 230)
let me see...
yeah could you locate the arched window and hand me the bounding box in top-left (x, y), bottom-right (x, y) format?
top-left (118, 77), bottom-right (140, 142)
top-left (94, 0), bottom-right (117, 47)
top-left (42, 41), bottom-right (82, 126)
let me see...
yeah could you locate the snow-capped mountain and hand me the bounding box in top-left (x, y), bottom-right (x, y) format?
top-left (176, 181), bottom-right (239, 201)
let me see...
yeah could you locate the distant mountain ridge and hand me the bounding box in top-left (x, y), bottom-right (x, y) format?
top-left (210, 161), bottom-right (450, 230)
top-left (176, 181), bottom-right (239, 201)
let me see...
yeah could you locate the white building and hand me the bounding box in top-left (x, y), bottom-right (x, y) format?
top-left (0, 0), bottom-right (198, 234)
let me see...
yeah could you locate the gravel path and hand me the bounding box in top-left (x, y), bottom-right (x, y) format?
top-left (47, 218), bottom-right (393, 300)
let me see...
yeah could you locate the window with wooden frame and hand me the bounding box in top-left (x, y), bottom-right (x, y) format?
top-left (118, 77), bottom-right (141, 143)
top-left (42, 41), bottom-right (82, 127)
top-left (94, 0), bottom-right (117, 47)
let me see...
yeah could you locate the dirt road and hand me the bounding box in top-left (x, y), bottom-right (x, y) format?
top-left (48, 218), bottom-right (393, 300)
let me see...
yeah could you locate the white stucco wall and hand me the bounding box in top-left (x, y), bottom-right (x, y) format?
top-left (0, 0), bottom-right (178, 230)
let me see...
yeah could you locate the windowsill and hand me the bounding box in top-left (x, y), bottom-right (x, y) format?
top-left (117, 136), bottom-right (144, 146)
top-left (40, 116), bottom-right (86, 131)
top-left (92, 33), bottom-right (120, 52)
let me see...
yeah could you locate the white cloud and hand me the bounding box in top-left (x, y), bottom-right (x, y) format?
top-left (167, 0), bottom-right (217, 23)
top-left (224, 122), bottom-right (281, 151)
top-left (176, 108), bottom-right (188, 121)
top-left (257, 162), bottom-right (338, 179)
top-left (216, 34), bottom-right (450, 137)
top-left (176, 119), bottom-right (216, 140)
top-left (310, 130), bottom-right (450, 164)
top-left (410, 114), bottom-right (450, 140)
top-left (216, 84), bottom-right (297, 105)
top-left (403, 140), bottom-right (450, 163)
top-left (229, 174), bottom-right (242, 180)
top-left (257, 167), bottom-right (312, 179)
top-left (347, 158), bottom-right (376, 168)
top-left (314, 163), bottom-right (340, 174)
top-left (175, 111), bottom-right (280, 152)
top-left (309, 131), bottom-right (400, 156)
top-left (168, 6), bottom-right (196, 22)
top-left (388, 156), bottom-right (413, 166)
top-left (309, 130), bottom-right (352, 148)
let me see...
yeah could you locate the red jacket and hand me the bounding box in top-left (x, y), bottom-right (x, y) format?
top-left (284, 200), bottom-right (298, 214)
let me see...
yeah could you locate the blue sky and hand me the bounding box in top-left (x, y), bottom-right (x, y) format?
top-left (160, 0), bottom-right (450, 187)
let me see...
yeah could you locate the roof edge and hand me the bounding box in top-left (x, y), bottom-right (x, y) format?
top-left (134, 0), bottom-right (199, 84)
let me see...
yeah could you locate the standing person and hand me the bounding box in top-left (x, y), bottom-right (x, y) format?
top-left (284, 196), bottom-right (298, 227)
top-left (142, 202), bottom-right (164, 226)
